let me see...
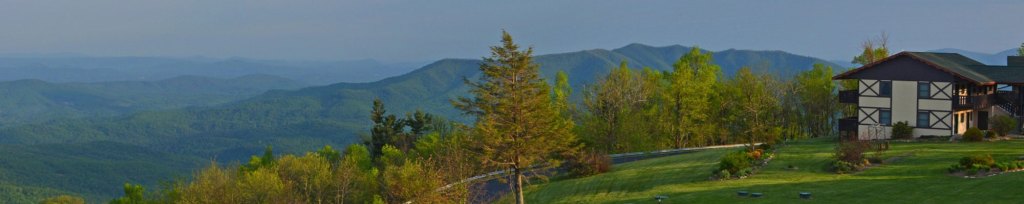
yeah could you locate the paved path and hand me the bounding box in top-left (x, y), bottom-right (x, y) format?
top-left (468, 143), bottom-right (757, 203)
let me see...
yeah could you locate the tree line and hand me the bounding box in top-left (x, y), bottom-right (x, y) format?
top-left (578, 48), bottom-right (840, 154)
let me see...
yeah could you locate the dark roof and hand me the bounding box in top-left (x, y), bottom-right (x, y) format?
top-left (833, 51), bottom-right (1023, 85)
top-left (968, 65), bottom-right (1024, 84)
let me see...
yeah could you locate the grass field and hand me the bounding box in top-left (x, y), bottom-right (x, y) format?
top-left (516, 137), bottom-right (1024, 203)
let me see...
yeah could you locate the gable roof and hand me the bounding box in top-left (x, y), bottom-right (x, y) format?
top-left (833, 51), bottom-right (1015, 85)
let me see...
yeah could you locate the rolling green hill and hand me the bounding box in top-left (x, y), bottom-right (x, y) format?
top-left (0, 44), bottom-right (839, 202)
top-left (514, 138), bottom-right (1024, 203)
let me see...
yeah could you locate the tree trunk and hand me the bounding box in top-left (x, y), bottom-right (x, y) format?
top-left (514, 168), bottom-right (525, 204)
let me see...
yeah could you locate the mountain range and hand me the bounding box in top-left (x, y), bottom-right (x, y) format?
top-left (0, 56), bottom-right (423, 85)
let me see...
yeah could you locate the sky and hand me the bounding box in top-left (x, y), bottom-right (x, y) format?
top-left (2, 0), bottom-right (1022, 62)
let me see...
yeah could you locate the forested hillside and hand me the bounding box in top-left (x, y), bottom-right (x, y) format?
top-left (0, 43), bottom-right (838, 202)
top-left (0, 74), bottom-right (305, 127)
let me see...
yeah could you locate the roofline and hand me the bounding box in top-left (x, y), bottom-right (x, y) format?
top-left (832, 52), bottom-right (994, 85)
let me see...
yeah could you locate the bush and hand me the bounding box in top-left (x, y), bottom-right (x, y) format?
top-left (567, 150), bottom-right (612, 177)
top-left (747, 149), bottom-right (764, 160)
top-left (990, 115), bottom-right (1018, 136)
top-left (719, 151), bottom-right (752, 174)
top-left (737, 168), bottom-right (753, 177)
top-left (963, 127), bottom-right (984, 142)
top-left (985, 130), bottom-right (997, 139)
top-left (718, 169), bottom-right (731, 179)
top-left (891, 121), bottom-right (914, 139)
top-left (832, 160), bottom-right (858, 174)
top-left (758, 143), bottom-right (773, 151)
top-left (834, 140), bottom-right (869, 164)
top-left (959, 154), bottom-right (995, 168)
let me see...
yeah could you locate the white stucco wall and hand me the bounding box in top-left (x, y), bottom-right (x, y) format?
top-left (855, 79), bottom-right (954, 139)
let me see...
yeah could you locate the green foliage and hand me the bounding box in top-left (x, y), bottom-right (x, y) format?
top-left (665, 47), bottom-right (721, 148)
top-left (963, 127), bottom-right (984, 142)
top-left (891, 121), bottom-right (914, 139)
top-left (316, 145), bottom-right (342, 164)
top-left (852, 33), bottom-right (890, 66)
top-left (718, 151), bottom-right (752, 175)
top-left (728, 67), bottom-right (780, 149)
top-left (108, 183), bottom-right (145, 204)
top-left (1018, 43), bottom-right (1024, 56)
top-left (793, 64), bottom-right (838, 138)
top-left (959, 154), bottom-right (995, 168)
top-left (581, 62), bottom-right (663, 153)
top-left (990, 115), bottom-right (1017, 136)
top-left (832, 140), bottom-right (870, 173)
top-left (40, 195), bottom-right (86, 204)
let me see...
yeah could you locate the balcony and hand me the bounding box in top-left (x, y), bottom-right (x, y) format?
top-left (838, 90), bottom-right (858, 104)
top-left (954, 95), bottom-right (995, 110)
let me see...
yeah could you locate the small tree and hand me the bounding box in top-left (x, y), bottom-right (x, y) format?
top-left (452, 31), bottom-right (578, 204)
top-left (990, 115), bottom-right (1017, 136)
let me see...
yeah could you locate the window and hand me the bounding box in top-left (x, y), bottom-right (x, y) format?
top-left (918, 111), bottom-right (930, 128)
top-left (880, 81), bottom-right (892, 96)
top-left (880, 110), bottom-right (892, 126)
top-left (918, 82), bottom-right (930, 98)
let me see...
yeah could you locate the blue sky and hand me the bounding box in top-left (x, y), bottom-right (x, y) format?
top-left (2, 0), bottom-right (1022, 62)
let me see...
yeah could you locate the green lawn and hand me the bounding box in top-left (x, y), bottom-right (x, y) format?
top-left (517, 138), bottom-right (1024, 203)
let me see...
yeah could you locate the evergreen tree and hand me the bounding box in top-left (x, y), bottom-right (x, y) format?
top-left (453, 31), bottom-right (578, 204)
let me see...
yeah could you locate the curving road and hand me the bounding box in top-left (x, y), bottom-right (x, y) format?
top-left (468, 143), bottom-right (757, 203)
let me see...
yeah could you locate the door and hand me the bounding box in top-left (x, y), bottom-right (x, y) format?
top-left (978, 111), bottom-right (989, 130)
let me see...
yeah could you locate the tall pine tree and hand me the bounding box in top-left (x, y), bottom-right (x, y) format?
top-left (453, 31), bottom-right (577, 204)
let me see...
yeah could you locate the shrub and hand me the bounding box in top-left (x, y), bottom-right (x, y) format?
top-left (963, 127), bottom-right (984, 142)
top-left (832, 161), bottom-right (857, 174)
top-left (718, 169), bottom-right (731, 179)
top-left (737, 168), bottom-right (753, 177)
top-left (985, 130), bottom-right (997, 139)
top-left (966, 168), bottom-right (979, 175)
top-left (959, 154), bottom-right (995, 168)
top-left (747, 149), bottom-right (763, 160)
top-left (997, 163), bottom-right (1010, 171)
top-left (990, 115), bottom-right (1018, 136)
top-left (719, 151), bottom-right (752, 174)
top-left (891, 121), bottom-right (914, 139)
top-left (567, 150), bottom-right (612, 177)
top-left (758, 143), bottom-right (773, 151)
top-left (834, 140), bottom-right (869, 164)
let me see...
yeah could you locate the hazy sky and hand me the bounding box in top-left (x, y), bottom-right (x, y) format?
top-left (2, 0), bottom-right (1022, 62)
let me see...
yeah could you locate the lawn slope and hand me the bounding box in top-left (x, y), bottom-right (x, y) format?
top-left (521, 138), bottom-right (1024, 203)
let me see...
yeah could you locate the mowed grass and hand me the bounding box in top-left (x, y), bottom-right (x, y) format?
top-left (516, 138), bottom-right (1024, 203)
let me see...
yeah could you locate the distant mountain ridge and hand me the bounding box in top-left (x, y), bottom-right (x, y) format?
top-left (0, 56), bottom-right (423, 84)
top-left (0, 43), bottom-right (840, 202)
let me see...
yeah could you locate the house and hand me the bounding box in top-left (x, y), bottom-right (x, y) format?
top-left (833, 52), bottom-right (1024, 140)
